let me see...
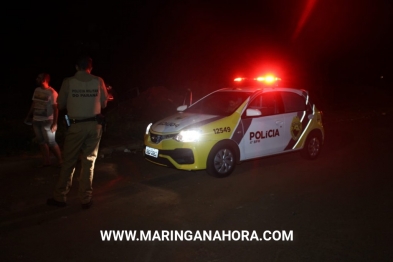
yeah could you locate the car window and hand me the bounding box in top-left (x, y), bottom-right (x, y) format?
top-left (247, 92), bottom-right (279, 116)
top-left (185, 91), bottom-right (252, 116)
top-left (280, 92), bottom-right (306, 113)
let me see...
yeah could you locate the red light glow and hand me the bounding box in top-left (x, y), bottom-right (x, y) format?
top-left (265, 75), bottom-right (275, 83)
top-left (292, 0), bottom-right (317, 41)
top-left (254, 75), bottom-right (280, 84)
top-left (234, 75), bottom-right (281, 86)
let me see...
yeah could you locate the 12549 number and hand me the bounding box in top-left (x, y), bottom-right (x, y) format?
top-left (213, 127), bottom-right (231, 134)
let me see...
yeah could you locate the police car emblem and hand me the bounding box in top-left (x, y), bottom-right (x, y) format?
top-left (290, 116), bottom-right (302, 140)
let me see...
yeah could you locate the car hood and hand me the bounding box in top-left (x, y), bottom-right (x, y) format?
top-left (151, 112), bottom-right (222, 133)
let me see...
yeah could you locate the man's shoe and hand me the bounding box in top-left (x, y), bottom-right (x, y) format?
top-left (47, 198), bottom-right (66, 207)
top-left (81, 200), bottom-right (93, 210)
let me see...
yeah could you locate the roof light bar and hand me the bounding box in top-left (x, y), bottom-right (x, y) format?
top-left (234, 75), bottom-right (281, 84)
top-left (254, 75), bottom-right (281, 83)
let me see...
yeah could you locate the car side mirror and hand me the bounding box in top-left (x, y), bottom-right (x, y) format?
top-left (246, 108), bottom-right (262, 116)
top-left (177, 105), bottom-right (188, 112)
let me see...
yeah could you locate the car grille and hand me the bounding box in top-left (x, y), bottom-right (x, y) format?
top-left (150, 132), bottom-right (178, 144)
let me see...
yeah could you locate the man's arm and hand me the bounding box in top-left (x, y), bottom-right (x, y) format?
top-left (57, 78), bottom-right (69, 110)
top-left (51, 104), bottom-right (58, 133)
top-left (99, 77), bottom-right (109, 109)
top-left (25, 101), bottom-right (35, 121)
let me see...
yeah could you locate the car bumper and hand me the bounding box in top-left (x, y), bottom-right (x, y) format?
top-left (143, 134), bottom-right (216, 170)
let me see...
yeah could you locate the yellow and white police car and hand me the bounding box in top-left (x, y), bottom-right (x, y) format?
top-left (144, 76), bottom-right (324, 177)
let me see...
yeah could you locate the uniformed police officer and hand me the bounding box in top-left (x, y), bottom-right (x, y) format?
top-left (47, 56), bottom-right (109, 209)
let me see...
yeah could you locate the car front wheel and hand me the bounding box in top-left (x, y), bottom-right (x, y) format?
top-left (206, 146), bottom-right (236, 178)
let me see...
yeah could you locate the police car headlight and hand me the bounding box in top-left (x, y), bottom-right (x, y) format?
top-left (145, 123), bottom-right (152, 135)
top-left (174, 129), bottom-right (201, 142)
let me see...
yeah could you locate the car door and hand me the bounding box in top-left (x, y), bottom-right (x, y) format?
top-left (279, 91), bottom-right (309, 151)
top-left (238, 91), bottom-right (287, 160)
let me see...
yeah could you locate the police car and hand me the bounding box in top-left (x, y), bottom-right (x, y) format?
top-left (144, 76), bottom-right (324, 177)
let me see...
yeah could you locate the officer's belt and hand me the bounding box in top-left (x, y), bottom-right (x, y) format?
top-left (69, 116), bottom-right (97, 124)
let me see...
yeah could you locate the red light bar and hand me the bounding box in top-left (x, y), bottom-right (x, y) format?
top-left (234, 75), bottom-right (281, 85)
top-left (254, 75), bottom-right (281, 83)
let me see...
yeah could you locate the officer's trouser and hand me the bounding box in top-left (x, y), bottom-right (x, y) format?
top-left (53, 121), bottom-right (102, 204)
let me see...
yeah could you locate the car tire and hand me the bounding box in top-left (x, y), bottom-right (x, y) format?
top-left (206, 145), bottom-right (236, 178)
top-left (301, 132), bottom-right (322, 160)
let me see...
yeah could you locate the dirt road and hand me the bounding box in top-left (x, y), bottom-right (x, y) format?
top-left (0, 108), bottom-right (392, 261)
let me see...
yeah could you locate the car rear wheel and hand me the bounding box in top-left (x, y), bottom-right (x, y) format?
top-left (207, 146), bottom-right (236, 178)
top-left (301, 132), bottom-right (322, 160)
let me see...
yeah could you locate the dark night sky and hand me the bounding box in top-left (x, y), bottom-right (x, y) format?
top-left (3, 0), bottom-right (393, 102)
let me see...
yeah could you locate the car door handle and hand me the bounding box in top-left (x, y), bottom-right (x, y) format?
top-left (275, 121), bottom-right (283, 126)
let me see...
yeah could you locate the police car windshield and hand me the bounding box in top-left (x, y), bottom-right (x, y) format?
top-left (185, 91), bottom-right (252, 116)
